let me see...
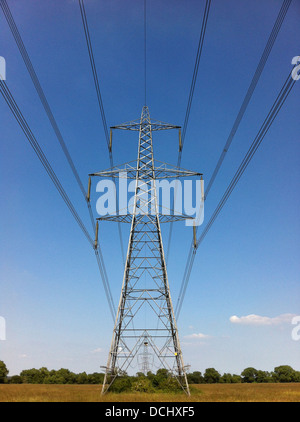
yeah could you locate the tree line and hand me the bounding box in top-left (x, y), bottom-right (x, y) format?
top-left (187, 366), bottom-right (300, 384)
top-left (0, 360), bottom-right (299, 385)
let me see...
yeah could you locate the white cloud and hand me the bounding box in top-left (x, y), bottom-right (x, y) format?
top-left (229, 313), bottom-right (296, 326)
top-left (91, 347), bottom-right (103, 354)
top-left (184, 333), bottom-right (210, 339)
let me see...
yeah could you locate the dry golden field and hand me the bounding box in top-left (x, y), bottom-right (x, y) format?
top-left (0, 383), bottom-right (299, 402)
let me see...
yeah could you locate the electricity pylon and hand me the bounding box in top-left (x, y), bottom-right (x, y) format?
top-left (137, 337), bottom-right (153, 375)
top-left (89, 106), bottom-right (202, 395)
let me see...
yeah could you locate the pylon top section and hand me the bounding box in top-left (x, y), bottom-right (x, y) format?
top-left (110, 106), bottom-right (181, 132)
top-left (90, 106), bottom-right (202, 179)
top-left (89, 106), bottom-right (203, 225)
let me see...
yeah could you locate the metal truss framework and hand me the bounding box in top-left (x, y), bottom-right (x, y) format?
top-left (92, 106), bottom-right (201, 395)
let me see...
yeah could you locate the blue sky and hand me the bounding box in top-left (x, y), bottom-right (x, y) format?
top-left (0, 0), bottom-right (299, 377)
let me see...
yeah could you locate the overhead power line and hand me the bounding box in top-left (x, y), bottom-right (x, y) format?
top-left (0, 79), bottom-right (116, 320)
top-left (166, 0), bottom-right (211, 262)
top-left (204, 0), bottom-right (292, 199)
top-left (188, 0), bottom-right (292, 256)
top-left (0, 80), bottom-right (93, 246)
top-left (0, 0), bottom-right (86, 198)
top-left (175, 0), bottom-right (292, 318)
top-left (78, 0), bottom-right (125, 264)
top-left (197, 73), bottom-right (295, 248)
top-left (1, 0), bottom-right (116, 320)
top-left (168, 0), bottom-right (291, 265)
top-left (175, 71), bottom-right (296, 319)
top-left (144, 0), bottom-right (147, 105)
top-left (179, 0), bottom-right (211, 161)
top-left (78, 0), bottom-right (110, 151)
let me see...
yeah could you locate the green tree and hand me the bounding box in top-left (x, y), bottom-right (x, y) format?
top-left (39, 367), bottom-right (50, 383)
top-left (221, 373), bottom-right (233, 383)
top-left (231, 374), bottom-right (242, 383)
top-left (109, 376), bottom-right (132, 393)
top-left (131, 377), bottom-right (154, 393)
top-left (20, 368), bottom-right (42, 384)
top-left (256, 370), bottom-right (272, 383)
top-left (158, 376), bottom-right (182, 392)
top-left (146, 371), bottom-right (155, 382)
top-left (9, 375), bottom-right (23, 384)
top-left (272, 365), bottom-right (298, 383)
top-left (87, 372), bottom-right (104, 384)
top-left (55, 368), bottom-right (76, 384)
top-left (155, 368), bottom-right (169, 379)
top-left (203, 368), bottom-right (221, 384)
top-left (19, 367), bottom-right (50, 384)
top-left (294, 371), bottom-right (300, 382)
top-left (136, 372), bottom-right (146, 378)
top-left (152, 368), bottom-right (170, 387)
top-left (44, 373), bottom-right (65, 384)
top-left (241, 367), bottom-right (258, 383)
top-left (76, 372), bottom-right (88, 384)
top-left (0, 361), bottom-right (9, 383)
top-left (187, 371), bottom-right (203, 384)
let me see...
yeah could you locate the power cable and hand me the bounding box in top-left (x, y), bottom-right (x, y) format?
top-left (175, 0), bottom-right (292, 317)
top-left (166, 0), bottom-right (211, 262)
top-left (204, 0), bottom-right (292, 199)
top-left (0, 0), bottom-right (86, 198)
top-left (175, 71), bottom-right (296, 319)
top-left (0, 79), bottom-right (93, 246)
top-left (78, 0), bottom-right (125, 265)
top-left (1, 0), bottom-right (116, 319)
top-left (0, 79), bottom-right (116, 320)
top-left (144, 0), bottom-right (147, 106)
top-left (179, 0), bottom-right (211, 160)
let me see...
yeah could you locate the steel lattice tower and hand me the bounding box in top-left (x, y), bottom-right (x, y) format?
top-left (90, 106), bottom-right (202, 395)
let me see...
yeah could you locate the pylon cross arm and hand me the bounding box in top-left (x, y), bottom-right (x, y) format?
top-left (111, 119), bottom-right (180, 132)
top-left (90, 163), bottom-right (201, 179)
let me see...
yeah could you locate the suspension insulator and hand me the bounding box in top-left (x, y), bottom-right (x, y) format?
top-left (193, 223), bottom-right (197, 249)
top-left (109, 128), bottom-right (112, 152)
top-left (87, 176), bottom-right (91, 202)
top-left (94, 221), bottom-right (99, 249)
top-left (179, 128), bottom-right (182, 152)
top-left (200, 176), bottom-right (204, 201)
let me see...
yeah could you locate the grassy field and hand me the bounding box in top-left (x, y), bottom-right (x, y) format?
top-left (0, 383), bottom-right (300, 402)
